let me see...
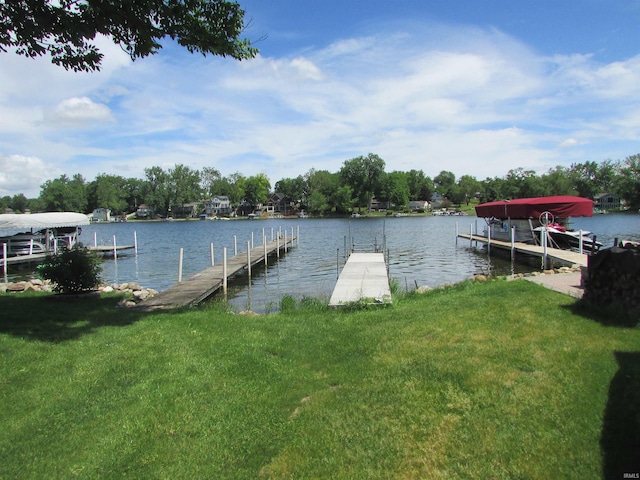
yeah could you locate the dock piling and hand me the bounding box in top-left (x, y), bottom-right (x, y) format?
top-left (2, 243), bottom-right (7, 276)
top-left (134, 231), bottom-right (138, 255)
top-left (113, 235), bottom-right (117, 260)
top-left (247, 241), bottom-right (251, 280)
top-left (210, 243), bottom-right (215, 267)
top-left (178, 247), bottom-right (184, 282)
top-left (223, 247), bottom-right (227, 295)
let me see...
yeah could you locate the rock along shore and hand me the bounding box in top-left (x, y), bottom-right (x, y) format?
top-left (0, 279), bottom-right (158, 308)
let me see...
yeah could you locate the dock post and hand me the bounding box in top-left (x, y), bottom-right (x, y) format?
top-left (94, 232), bottom-right (97, 248)
top-left (29, 238), bottom-right (34, 255)
top-left (336, 248), bottom-right (340, 278)
top-left (2, 243), bottom-right (7, 277)
top-left (284, 230), bottom-right (288, 253)
top-left (113, 235), bottom-right (117, 260)
top-left (134, 231), bottom-right (138, 255)
top-left (251, 232), bottom-right (254, 249)
top-left (542, 230), bottom-right (548, 269)
top-left (178, 247), bottom-right (184, 282)
top-left (455, 222), bottom-right (459, 245)
top-left (271, 228), bottom-right (274, 242)
top-left (263, 235), bottom-right (267, 266)
top-left (487, 229), bottom-right (491, 255)
top-left (276, 234), bottom-right (280, 259)
top-left (469, 224), bottom-right (473, 248)
top-left (247, 241), bottom-right (251, 280)
top-left (210, 243), bottom-right (215, 267)
top-left (511, 226), bottom-right (515, 261)
top-left (223, 248), bottom-right (227, 294)
top-left (234, 235), bottom-right (237, 256)
top-left (291, 227), bottom-right (294, 247)
top-left (578, 231), bottom-right (583, 254)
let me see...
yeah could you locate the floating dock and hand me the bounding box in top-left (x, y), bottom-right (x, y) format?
top-left (135, 236), bottom-right (295, 311)
top-left (457, 233), bottom-right (588, 268)
top-left (87, 245), bottom-right (135, 255)
top-left (329, 252), bottom-right (392, 306)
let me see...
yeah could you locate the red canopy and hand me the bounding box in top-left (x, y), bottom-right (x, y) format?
top-left (475, 196), bottom-right (594, 219)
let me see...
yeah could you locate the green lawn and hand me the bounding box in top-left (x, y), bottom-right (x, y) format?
top-left (0, 280), bottom-right (638, 479)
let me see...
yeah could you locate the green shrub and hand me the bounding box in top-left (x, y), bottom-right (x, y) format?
top-left (38, 245), bottom-right (103, 294)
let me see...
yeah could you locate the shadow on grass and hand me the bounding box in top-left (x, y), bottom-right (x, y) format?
top-left (601, 351), bottom-right (640, 479)
top-left (0, 293), bottom-right (147, 342)
top-left (564, 299), bottom-right (639, 328)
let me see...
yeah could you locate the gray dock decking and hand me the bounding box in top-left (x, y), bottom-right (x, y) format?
top-left (135, 237), bottom-right (295, 311)
top-left (329, 252), bottom-right (392, 306)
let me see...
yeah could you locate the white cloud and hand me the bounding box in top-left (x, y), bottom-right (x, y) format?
top-left (0, 154), bottom-right (60, 197)
top-left (45, 97), bottom-right (114, 127)
top-left (559, 138), bottom-right (579, 148)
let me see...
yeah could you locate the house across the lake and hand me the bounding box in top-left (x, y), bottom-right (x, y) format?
top-left (136, 204), bottom-right (153, 219)
top-left (594, 193), bottom-right (622, 211)
top-left (91, 208), bottom-right (111, 222)
top-left (408, 200), bottom-right (430, 211)
top-left (204, 196), bottom-right (232, 216)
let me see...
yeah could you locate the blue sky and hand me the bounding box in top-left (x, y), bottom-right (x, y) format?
top-left (1, 0), bottom-right (639, 198)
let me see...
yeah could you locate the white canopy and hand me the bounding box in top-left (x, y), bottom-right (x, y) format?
top-left (0, 212), bottom-right (90, 232)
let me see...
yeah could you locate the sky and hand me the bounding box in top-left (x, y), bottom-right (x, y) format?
top-left (0, 0), bottom-right (639, 198)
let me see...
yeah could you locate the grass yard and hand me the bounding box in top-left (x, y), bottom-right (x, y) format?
top-left (0, 279), bottom-right (638, 479)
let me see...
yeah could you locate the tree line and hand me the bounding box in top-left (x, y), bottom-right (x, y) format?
top-left (2, 153), bottom-right (638, 217)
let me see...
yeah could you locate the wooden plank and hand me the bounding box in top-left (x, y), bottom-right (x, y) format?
top-left (329, 252), bottom-right (391, 306)
top-left (135, 237), bottom-right (295, 311)
top-left (458, 234), bottom-right (588, 267)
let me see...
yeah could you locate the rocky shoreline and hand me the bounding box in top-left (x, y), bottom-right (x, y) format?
top-left (0, 279), bottom-right (159, 307)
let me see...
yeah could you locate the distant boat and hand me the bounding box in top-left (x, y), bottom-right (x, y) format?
top-left (0, 212), bottom-right (89, 257)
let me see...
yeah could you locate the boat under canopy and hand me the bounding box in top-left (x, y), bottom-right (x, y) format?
top-left (474, 196), bottom-right (600, 253)
top-left (475, 196), bottom-right (594, 220)
top-left (0, 212), bottom-right (90, 232)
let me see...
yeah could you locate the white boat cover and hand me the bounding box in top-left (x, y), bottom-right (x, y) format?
top-left (0, 212), bottom-right (90, 232)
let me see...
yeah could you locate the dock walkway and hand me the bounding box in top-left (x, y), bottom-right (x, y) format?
top-left (458, 233), bottom-right (588, 267)
top-left (135, 236), bottom-right (295, 311)
top-left (329, 252), bottom-right (392, 306)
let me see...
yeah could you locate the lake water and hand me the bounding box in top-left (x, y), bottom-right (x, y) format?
top-left (5, 213), bottom-right (640, 313)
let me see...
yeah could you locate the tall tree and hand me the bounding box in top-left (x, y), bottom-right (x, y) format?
top-left (169, 163), bottom-right (201, 207)
top-left (143, 166), bottom-right (170, 215)
top-left (87, 174), bottom-right (129, 214)
top-left (1, 0), bottom-right (257, 71)
top-left (614, 154), bottom-right (640, 208)
top-left (242, 173), bottom-right (271, 206)
top-left (406, 169), bottom-right (433, 201)
top-left (340, 153), bottom-right (385, 212)
top-left (39, 173), bottom-right (87, 212)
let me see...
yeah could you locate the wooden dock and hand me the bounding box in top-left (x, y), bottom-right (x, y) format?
top-left (135, 236), bottom-right (295, 311)
top-left (87, 245), bottom-right (135, 255)
top-left (329, 252), bottom-right (392, 306)
top-left (458, 233), bottom-right (588, 267)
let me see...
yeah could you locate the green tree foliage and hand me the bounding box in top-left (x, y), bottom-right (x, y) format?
top-left (143, 166), bottom-right (170, 215)
top-left (541, 166), bottom-right (578, 196)
top-left (39, 174), bottom-right (87, 212)
top-left (87, 174), bottom-right (129, 214)
top-left (340, 153), bottom-right (386, 212)
top-left (456, 175), bottom-right (481, 205)
top-left (200, 167), bottom-right (223, 198)
top-left (406, 169), bottom-right (433, 201)
top-left (169, 164), bottom-right (202, 207)
top-left (377, 171), bottom-right (410, 210)
top-left (614, 154), bottom-right (640, 208)
top-left (274, 176), bottom-right (306, 205)
top-left (243, 173), bottom-right (271, 205)
top-left (433, 171), bottom-right (457, 199)
top-left (1, 0), bottom-right (257, 71)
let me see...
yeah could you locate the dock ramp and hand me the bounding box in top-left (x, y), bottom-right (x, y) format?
top-left (329, 252), bottom-right (392, 306)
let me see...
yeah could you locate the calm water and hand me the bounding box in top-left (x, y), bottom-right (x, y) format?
top-left (5, 213), bottom-right (640, 313)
